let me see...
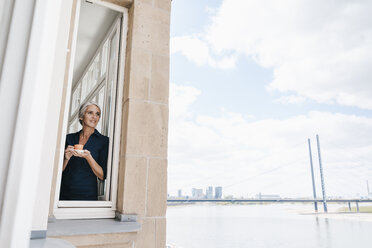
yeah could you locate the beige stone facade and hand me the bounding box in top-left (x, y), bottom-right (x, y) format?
top-left (116, 1), bottom-right (170, 247)
top-left (47, 0), bottom-right (171, 247)
top-left (53, 233), bottom-right (137, 248)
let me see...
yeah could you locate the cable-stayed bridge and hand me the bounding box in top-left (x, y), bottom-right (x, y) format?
top-left (171, 135), bottom-right (372, 213)
top-left (167, 198), bottom-right (372, 212)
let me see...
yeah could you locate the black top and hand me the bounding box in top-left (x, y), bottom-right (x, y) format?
top-left (60, 129), bottom-right (109, 200)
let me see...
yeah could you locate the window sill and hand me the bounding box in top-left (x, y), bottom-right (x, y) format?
top-left (47, 218), bottom-right (141, 237)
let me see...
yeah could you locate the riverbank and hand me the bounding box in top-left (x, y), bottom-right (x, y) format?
top-left (167, 202), bottom-right (372, 222)
top-left (167, 202), bottom-right (195, 206)
top-left (297, 205), bottom-right (372, 222)
top-left (302, 212), bottom-right (372, 222)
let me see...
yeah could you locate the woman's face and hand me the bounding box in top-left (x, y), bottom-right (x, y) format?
top-left (81, 105), bottom-right (100, 128)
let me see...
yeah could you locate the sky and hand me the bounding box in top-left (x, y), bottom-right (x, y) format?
top-left (168, 0), bottom-right (372, 198)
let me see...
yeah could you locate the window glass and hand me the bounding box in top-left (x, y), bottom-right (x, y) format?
top-left (64, 16), bottom-right (121, 204)
top-left (71, 84), bottom-right (81, 116)
top-left (105, 31), bottom-right (118, 135)
top-left (96, 86), bottom-right (105, 134)
top-left (97, 179), bottom-right (106, 199)
top-left (98, 86), bottom-right (105, 112)
top-left (81, 75), bottom-right (88, 101)
top-left (100, 40), bottom-right (109, 77)
top-left (69, 118), bottom-right (79, 133)
top-left (93, 53), bottom-right (100, 83)
top-left (87, 69), bottom-right (93, 94)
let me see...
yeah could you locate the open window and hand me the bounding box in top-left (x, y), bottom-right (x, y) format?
top-left (53, 0), bottom-right (128, 219)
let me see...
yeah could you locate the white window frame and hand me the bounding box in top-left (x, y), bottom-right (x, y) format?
top-left (53, 0), bottom-right (128, 219)
top-left (66, 16), bottom-right (120, 201)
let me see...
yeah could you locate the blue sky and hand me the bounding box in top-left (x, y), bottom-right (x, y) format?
top-left (168, 0), bottom-right (372, 198)
top-left (170, 0), bottom-right (372, 120)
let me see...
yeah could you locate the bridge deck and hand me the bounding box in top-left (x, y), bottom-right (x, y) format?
top-left (167, 199), bottom-right (372, 203)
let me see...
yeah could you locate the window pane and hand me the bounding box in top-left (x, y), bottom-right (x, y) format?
top-left (81, 75), bottom-right (88, 101)
top-left (97, 86), bottom-right (106, 198)
top-left (105, 31), bottom-right (118, 135)
top-left (81, 55), bottom-right (101, 102)
top-left (69, 118), bottom-right (79, 133)
top-left (71, 84), bottom-right (81, 116)
top-left (100, 40), bottom-right (109, 77)
top-left (96, 86), bottom-right (105, 133)
top-left (87, 69), bottom-right (93, 94)
top-left (63, 18), bottom-right (121, 204)
top-left (88, 55), bottom-right (100, 93)
top-left (97, 179), bottom-right (105, 198)
top-left (98, 87), bottom-right (105, 112)
top-left (93, 53), bottom-right (100, 83)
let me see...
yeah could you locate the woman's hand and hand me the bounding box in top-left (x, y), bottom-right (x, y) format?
top-left (71, 149), bottom-right (91, 159)
top-left (64, 145), bottom-right (74, 160)
top-left (69, 149), bottom-right (104, 180)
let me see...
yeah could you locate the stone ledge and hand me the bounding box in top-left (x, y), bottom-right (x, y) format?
top-left (30, 238), bottom-right (75, 248)
top-left (47, 218), bottom-right (141, 237)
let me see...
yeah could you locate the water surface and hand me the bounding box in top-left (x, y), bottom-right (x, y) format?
top-left (166, 203), bottom-right (372, 248)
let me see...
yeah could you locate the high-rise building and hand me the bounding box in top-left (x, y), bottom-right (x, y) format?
top-left (196, 189), bottom-right (204, 198)
top-left (215, 186), bottom-right (222, 199)
top-left (192, 188), bottom-right (204, 198)
top-left (178, 189), bottom-right (182, 198)
top-left (192, 188), bottom-right (197, 198)
top-left (206, 186), bottom-right (213, 199)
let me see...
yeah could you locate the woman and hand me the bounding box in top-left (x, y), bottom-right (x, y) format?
top-left (60, 102), bottom-right (109, 200)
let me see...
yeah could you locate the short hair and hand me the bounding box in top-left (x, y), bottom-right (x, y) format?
top-left (78, 101), bottom-right (101, 125)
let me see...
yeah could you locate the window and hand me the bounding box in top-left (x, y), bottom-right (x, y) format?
top-left (53, 0), bottom-right (128, 219)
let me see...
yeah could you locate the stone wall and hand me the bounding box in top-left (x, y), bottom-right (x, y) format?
top-left (53, 232), bottom-right (137, 248)
top-left (116, 0), bottom-right (170, 247)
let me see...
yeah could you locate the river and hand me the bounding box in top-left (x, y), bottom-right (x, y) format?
top-left (166, 203), bottom-right (372, 248)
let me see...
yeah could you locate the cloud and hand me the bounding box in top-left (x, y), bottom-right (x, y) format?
top-left (174, 0), bottom-right (372, 109)
top-left (274, 95), bottom-right (306, 105)
top-left (169, 83), bottom-right (201, 120)
top-left (205, 0), bottom-right (372, 109)
top-left (169, 83), bottom-right (372, 198)
top-left (170, 35), bottom-right (236, 69)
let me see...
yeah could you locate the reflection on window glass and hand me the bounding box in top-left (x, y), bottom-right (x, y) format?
top-left (93, 53), bottom-right (100, 83)
top-left (95, 93), bottom-right (103, 133)
top-left (69, 118), bottom-right (79, 133)
top-left (81, 75), bottom-right (88, 101)
top-left (88, 69), bottom-right (93, 94)
top-left (101, 40), bottom-right (109, 77)
top-left (71, 84), bottom-right (81, 116)
top-left (98, 87), bottom-right (105, 110)
top-left (65, 18), bottom-right (121, 202)
top-left (96, 87), bottom-right (105, 134)
top-left (105, 32), bottom-right (118, 135)
top-left (97, 179), bottom-right (105, 199)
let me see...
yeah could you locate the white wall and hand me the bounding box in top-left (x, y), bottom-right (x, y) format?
top-left (0, 0), bottom-right (64, 247)
top-left (31, 0), bottom-right (75, 231)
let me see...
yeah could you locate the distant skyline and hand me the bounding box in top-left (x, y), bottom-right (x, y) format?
top-left (168, 0), bottom-right (372, 198)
